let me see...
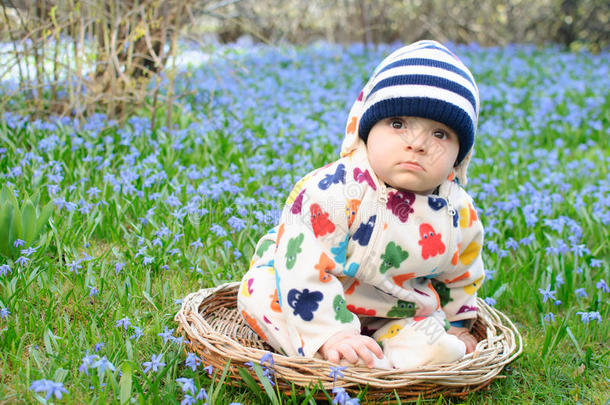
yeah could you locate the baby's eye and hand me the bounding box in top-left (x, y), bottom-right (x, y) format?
top-left (390, 118), bottom-right (405, 129)
top-left (433, 130), bottom-right (448, 139)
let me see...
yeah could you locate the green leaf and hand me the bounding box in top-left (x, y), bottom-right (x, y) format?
top-left (9, 204), bottom-right (22, 245)
top-left (142, 290), bottom-right (158, 311)
top-left (119, 362), bottom-right (133, 404)
top-left (238, 367), bottom-right (263, 398)
top-left (209, 361), bottom-right (231, 402)
top-left (21, 199), bottom-right (36, 245)
top-left (43, 328), bottom-right (55, 355)
top-left (252, 362), bottom-right (280, 405)
top-left (34, 201), bottom-right (54, 238)
top-left (0, 184), bottom-right (10, 205)
top-left (0, 202), bottom-right (13, 257)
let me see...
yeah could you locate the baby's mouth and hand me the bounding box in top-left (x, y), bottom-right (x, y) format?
top-left (398, 161), bottom-right (424, 171)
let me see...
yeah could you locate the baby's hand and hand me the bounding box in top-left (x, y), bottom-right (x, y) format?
top-left (319, 330), bottom-right (384, 368)
top-left (447, 326), bottom-right (477, 354)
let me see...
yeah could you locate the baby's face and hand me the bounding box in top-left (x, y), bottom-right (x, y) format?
top-left (366, 116), bottom-right (460, 195)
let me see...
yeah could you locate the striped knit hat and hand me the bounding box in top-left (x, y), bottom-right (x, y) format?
top-left (357, 40), bottom-right (479, 166)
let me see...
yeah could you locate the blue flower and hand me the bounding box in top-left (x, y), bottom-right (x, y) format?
top-left (196, 388), bottom-right (208, 401)
top-left (87, 186), bottom-right (100, 198)
top-left (158, 326), bottom-right (175, 343)
top-left (484, 268), bottom-right (496, 280)
top-left (485, 241), bottom-right (498, 253)
top-left (79, 350), bottom-right (99, 375)
top-left (332, 387), bottom-right (351, 404)
top-left (185, 352), bottom-right (201, 371)
top-left (94, 342), bottom-right (105, 352)
top-left (142, 353), bottom-right (166, 373)
top-left (484, 297), bottom-right (497, 306)
top-left (91, 356), bottom-right (116, 374)
top-left (0, 307), bottom-right (10, 319)
top-left (89, 285), bottom-right (99, 298)
top-left (210, 223), bottom-right (227, 237)
top-left (574, 288), bottom-right (587, 298)
top-left (555, 274), bottom-right (564, 287)
top-left (227, 216), bottom-right (247, 232)
top-left (596, 279), bottom-right (609, 293)
top-left (543, 312), bottom-right (555, 323)
top-left (505, 238), bottom-right (519, 251)
top-left (190, 238), bottom-right (204, 249)
top-left (130, 326), bottom-right (143, 341)
top-left (20, 246), bottom-right (37, 256)
top-left (576, 311), bottom-right (602, 324)
top-left (115, 317), bottom-right (131, 330)
top-left (260, 352), bottom-right (274, 367)
top-left (538, 284), bottom-right (556, 303)
top-left (203, 364), bottom-right (213, 375)
top-left (329, 365), bottom-right (347, 382)
top-left (0, 264), bottom-right (11, 276)
top-left (180, 394), bottom-right (196, 405)
top-left (13, 239), bottom-right (25, 247)
top-left (175, 377), bottom-right (196, 394)
top-left (29, 379), bottom-right (68, 400)
top-left (15, 256), bottom-right (30, 266)
top-left (66, 259), bottom-right (82, 274)
top-left (115, 262), bottom-right (125, 274)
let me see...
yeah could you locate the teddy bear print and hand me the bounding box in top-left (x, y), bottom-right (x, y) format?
top-left (286, 233), bottom-right (304, 269)
top-left (318, 163), bottom-right (346, 190)
top-left (333, 295), bottom-right (355, 323)
top-left (291, 189), bottom-right (306, 215)
top-left (459, 203), bottom-right (478, 228)
top-left (256, 239), bottom-right (275, 257)
top-left (269, 289), bottom-right (282, 312)
top-left (431, 279), bottom-right (453, 307)
top-left (310, 203), bottom-right (335, 238)
top-left (353, 167), bottom-right (377, 191)
top-left (379, 241), bottom-right (409, 273)
top-left (427, 196), bottom-right (447, 211)
top-left (330, 235), bottom-right (360, 277)
top-left (345, 199), bottom-right (361, 228)
top-left (287, 288), bottom-right (324, 321)
top-left (242, 310), bottom-right (268, 341)
top-left (314, 252), bottom-right (335, 283)
top-left (346, 305), bottom-right (376, 316)
top-left (353, 215), bottom-right (376, 246)
top-left (387, 300), bottom-right (417, 317)
top-left (418, 223), bottom-right (445, 259)
top-left (386, 190), bottom-right (416, 222)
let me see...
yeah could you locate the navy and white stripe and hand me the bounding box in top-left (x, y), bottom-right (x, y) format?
top-left (358, 40), bottom-right (480, 165)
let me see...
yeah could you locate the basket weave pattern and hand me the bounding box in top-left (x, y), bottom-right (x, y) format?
top-left (175, 282), bottom-right (522, 400)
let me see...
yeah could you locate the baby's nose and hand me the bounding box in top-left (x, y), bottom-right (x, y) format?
top-left (400, 130), bottom-right (428, 153)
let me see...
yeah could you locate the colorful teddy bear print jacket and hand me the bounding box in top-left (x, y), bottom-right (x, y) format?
top-left (240, 87), bottom-right (485, 358)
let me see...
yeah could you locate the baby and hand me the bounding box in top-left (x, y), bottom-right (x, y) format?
top-left (238, 40), bottom-right (485, 370)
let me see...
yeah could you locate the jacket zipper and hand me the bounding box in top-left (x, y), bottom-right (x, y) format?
top-left (443, 185), bottom-right (458, 270)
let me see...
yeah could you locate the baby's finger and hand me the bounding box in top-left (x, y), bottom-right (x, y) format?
top-left (337, 342), bottom-right (358, 364)
top-left (362, 336), bottom-right (384, 359)
top-left (325, 348), bottom-right (340, 364)
top-left (350, 341), bottom-right (375, 367)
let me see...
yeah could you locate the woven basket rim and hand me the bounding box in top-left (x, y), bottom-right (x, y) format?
top-left (175, 282), bottom-right (523, 396)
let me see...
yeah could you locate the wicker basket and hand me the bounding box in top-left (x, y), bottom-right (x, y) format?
top-left (175, 282), bottom-right (522, 401)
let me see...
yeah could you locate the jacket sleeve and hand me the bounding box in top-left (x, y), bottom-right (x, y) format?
top-left (435, 195), bottom-right (485, 328)
top-left (274, 161), bottom-right (361, 357)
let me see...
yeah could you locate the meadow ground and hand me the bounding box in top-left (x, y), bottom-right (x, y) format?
top-left (0, 42), bottom-right (608, 404)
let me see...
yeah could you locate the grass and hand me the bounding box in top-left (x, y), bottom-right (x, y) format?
top-left (0, 41), bottom-right (608, 404)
